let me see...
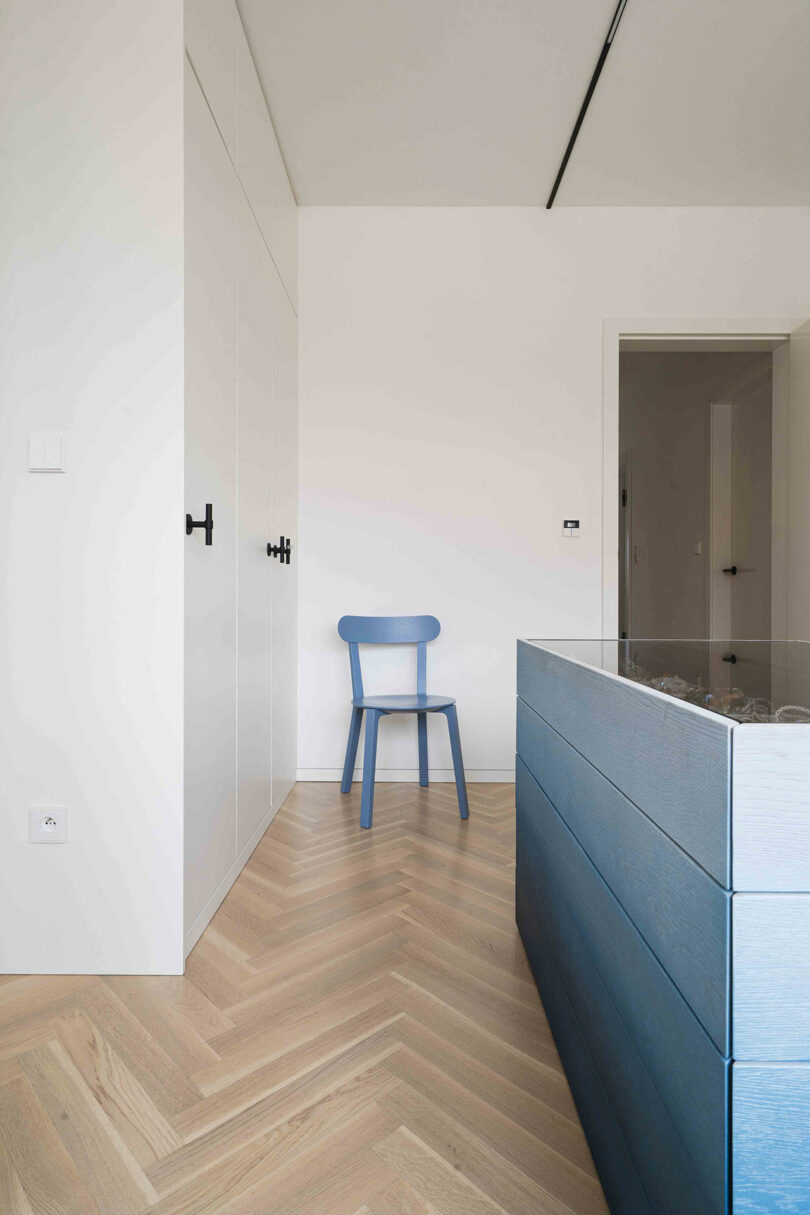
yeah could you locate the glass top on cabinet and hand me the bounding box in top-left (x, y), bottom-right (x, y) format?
top-left (526, 639), bottom-right (810, 724)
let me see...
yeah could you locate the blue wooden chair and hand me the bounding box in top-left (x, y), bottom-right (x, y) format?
top-left (337, 615), bottom-right (469, 829)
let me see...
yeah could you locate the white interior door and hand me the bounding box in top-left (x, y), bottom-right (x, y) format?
top-left (184, 61), bottom-right (239, 933)
top-left (619, 456), bottom-right (632, 637)
top-left (270, 273), bottom-right (298, 809)
top-left (236, 200), bottom-right (275, 851)
top-left (710, 368), bottom-right (773, 644)
top-left (730, 374), bottom-right (772, 640)
top-left (709, 402), bottom-right (733, 640)
top-left (788, 319), bottom-right (810, 640)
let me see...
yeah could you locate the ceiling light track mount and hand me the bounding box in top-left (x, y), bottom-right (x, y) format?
top-left (545, 0), bottom-right (628, 209)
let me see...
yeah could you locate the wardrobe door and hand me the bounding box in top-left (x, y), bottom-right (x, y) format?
top-left (237, 201), bottom-right (275, 851)
top-left (184, 59), bottom-right (239, 933)
top-left (270, 269), bottom-right (298, 810)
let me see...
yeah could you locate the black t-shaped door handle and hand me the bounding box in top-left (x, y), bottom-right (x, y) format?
top-left (186, 504), bottom-right (213, 545)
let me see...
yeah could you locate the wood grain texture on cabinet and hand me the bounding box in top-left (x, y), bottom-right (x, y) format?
top-left (516, 889), bottom-right (654, 1215)
top-left (517, 760), bottom-right (728, 1211)
top-left (516, 859), bottom-right (723, 1215)
top-left (732, 723), bottom-right (810, 891)
top-left (732, 893), bottom-right (810, 1060)
top-left (517, 698), bottom-right (730, 1053)
top-left (732, 1064), bottom-right (810, 1214)
top-left (517, 642), bottom-right (732, 885)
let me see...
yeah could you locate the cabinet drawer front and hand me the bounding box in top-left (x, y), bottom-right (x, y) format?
top-left (517, 642), bottom-right (732, 885)
top-left (517, 697), bottom-right (730, 1052)
top-left (517, 886), bottom-right (654, 1215)
top-left (517, 867), bottom-right (724, 1215)
top-left (733, 894), bottom-right (810, 1060)
top-left (517, 759), bottom-right (728, 1209)
top-left (733, 1064), bottom-right (810, 1214)
top-left (733, 723), bottom-right (810, 892)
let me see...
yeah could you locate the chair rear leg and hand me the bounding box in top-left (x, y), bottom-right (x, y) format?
top-left (360, 709), bottom-right (382, 829)
top-left (442, 704), bottom-right (469, 819)
top-left (340, 706), bottom-right (363, 793)
top-left (417, 712), bottom-right (429, 787)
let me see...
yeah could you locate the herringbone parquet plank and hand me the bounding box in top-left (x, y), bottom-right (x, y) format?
top-left (0, 783), bottom-right (608, 1215)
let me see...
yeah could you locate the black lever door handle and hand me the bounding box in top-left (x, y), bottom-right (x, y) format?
top-left (186, 503), bottom-right (213, 546)
top-left (722, 565), bottom-right (737, 575)
top-left (267, 535), bottom-right (292, 564)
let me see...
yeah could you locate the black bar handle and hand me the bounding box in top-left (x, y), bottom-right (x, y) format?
top-left (267, 535), bottom-right (292, 564)
top-left (722, 565), bottom-right (737, 575)
top-left (186, 503), bottom-right (213, 546)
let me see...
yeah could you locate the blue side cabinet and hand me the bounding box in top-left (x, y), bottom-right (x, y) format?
top-left (516, 640), bottom-right (810, 1215)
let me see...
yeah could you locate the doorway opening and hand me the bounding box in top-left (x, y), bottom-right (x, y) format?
top-left (618, 339), bottom-right (785, 642)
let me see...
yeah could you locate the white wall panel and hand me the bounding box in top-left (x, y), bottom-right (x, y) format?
top-left (237, 21), bottom-right (275, 253)
top-left (273, 155), bottom-right (298, 310)
top-left (184, 61), bottom-right (240, 934)
top-left (185, 0), bottom-right (239, 159)
top-left (236, 200), bottom-right (275, 853)
top-left (271, 280), bottom-right (299, 808)
top-left (184, 2), bottom-right (298, 952)
top-left (0, 0), bottom-right (185, 973)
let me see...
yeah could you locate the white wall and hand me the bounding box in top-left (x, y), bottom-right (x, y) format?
top-left (298, 207), bottom-right (810, 779)
top-left (0, 1), bottom-right (185, 971)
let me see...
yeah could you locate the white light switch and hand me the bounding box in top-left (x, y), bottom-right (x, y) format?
top-left (29, 434), bottom-right (65, 472)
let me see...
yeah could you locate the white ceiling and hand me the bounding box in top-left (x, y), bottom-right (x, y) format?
top-left (237, 0), bottom-right (810, 206)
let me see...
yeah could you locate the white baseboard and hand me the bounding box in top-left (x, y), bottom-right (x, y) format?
top-left (183, 779), bottom-right (295, 960)
top-left (296, 768), bottom-right (514, 783)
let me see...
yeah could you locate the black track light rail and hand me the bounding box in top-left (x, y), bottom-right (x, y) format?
top-left (545, 0), bottom-right (628, 209)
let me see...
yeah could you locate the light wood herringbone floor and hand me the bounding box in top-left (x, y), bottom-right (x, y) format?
top-left (0, 782), bottom-right (608, 1215)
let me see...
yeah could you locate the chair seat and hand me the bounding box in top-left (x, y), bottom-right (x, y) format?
top-left (352, 694), bottom-right (456, 713)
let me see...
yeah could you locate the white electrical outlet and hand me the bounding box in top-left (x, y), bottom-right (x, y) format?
top-left (29, 806), bottom-right (67, 844)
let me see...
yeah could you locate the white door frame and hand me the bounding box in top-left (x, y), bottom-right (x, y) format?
top-left (602, 318), bottom-right (799, 638)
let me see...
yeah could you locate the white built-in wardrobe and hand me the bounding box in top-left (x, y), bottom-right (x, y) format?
top-left (184, 1), bottom-right (298, 955)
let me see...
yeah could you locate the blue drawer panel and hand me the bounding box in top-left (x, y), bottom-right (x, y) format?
top-left (733, 1064), bottom-right (810, 1214)
top-left (517, 697), bottom-right (730, 1053)
top-left (516, 884), bottom-right (653, 1215)
top-left (732, 893), bottom-right (810, 1061)
top-left (517, 758), bottom-right (728, 1211)
top-left (517, 867), bottom-right (723, 1214)
top-left (517, 641), bottom-right (732, 885)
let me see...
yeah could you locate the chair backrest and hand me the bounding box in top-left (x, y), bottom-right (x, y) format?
top-left (337, 615), bottom-right (441, 698)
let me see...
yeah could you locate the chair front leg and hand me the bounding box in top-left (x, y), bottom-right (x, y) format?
top-left (417, 712), bottom-right (429, 787)
top-left (442, 704), bottom-right (469, 819)
top-left (340, 706), bottom-right (364, 793)
top-left (360, 709), bottom-right (382, 829)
